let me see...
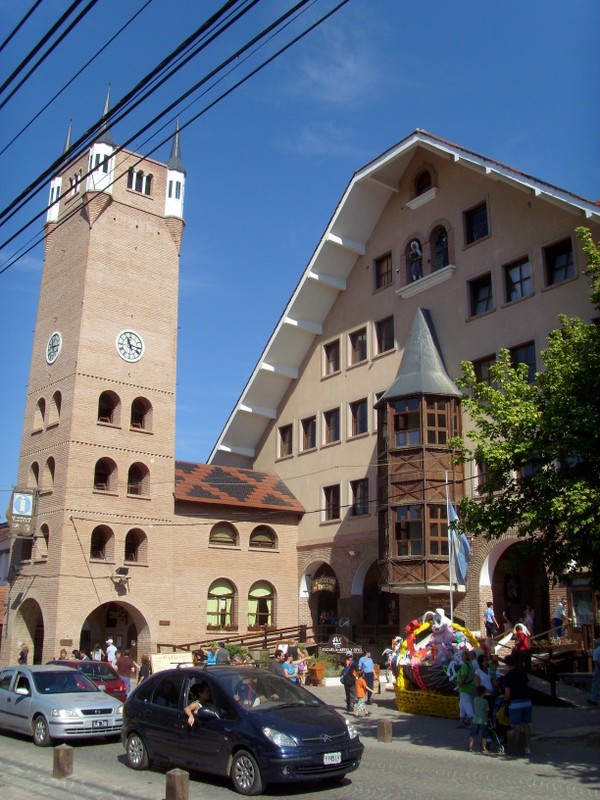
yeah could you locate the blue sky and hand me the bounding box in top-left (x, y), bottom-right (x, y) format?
top-left (1, 0), bottom-right (599, 521)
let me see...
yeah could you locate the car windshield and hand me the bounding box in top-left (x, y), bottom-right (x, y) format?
top-left (224, 673), bottom-right (321, 710)
top-left (33, 670), bottom-right (99, 694)
top-left (78, 663), bottom-right (119, 681)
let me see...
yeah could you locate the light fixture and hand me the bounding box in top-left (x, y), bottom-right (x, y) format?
top-left (114, 566), bottom-right (129, 576)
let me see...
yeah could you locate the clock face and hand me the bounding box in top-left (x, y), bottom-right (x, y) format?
top-left (116, 330), bottom-right (144, 362)
top-left (46, 331), bottom-right (62, 364)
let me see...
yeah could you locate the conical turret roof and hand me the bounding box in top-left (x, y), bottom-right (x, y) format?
top-left (168, 120), bottom-right (186, 175)
top-left (96, 87), bottom-right (115, 146)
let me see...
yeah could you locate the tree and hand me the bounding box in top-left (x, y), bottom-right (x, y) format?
top-left (450, 227), bottom-right (600, 585)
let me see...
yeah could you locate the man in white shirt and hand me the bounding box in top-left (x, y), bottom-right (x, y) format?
top-left (552, 598), bottom-right (569, 639)
top-left (105, 638), bottom-right (117, 666)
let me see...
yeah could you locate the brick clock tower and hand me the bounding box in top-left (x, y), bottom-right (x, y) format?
top-left (3, 106), bottom-right (186, 664)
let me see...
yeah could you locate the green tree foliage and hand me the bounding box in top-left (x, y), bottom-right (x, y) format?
top-left (450, 227), bottom-right (600, 585)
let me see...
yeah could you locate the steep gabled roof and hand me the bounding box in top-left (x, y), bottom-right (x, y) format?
top-left (208, 129), bottom-right (600, 464)
top-left (174, 461), bottom-right (304, 514)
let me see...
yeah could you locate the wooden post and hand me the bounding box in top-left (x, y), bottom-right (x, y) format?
top-left (53, 744), bottom-right (73, 778)
top-left (166, 767), bottom-right (189, 800)
top-left (377, 719), bottom-right (393, 743)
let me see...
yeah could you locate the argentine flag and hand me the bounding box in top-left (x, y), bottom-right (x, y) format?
top-left (449, 503), bottom-right (471, 585)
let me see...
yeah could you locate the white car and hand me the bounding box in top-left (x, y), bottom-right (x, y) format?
top-left (0, 665), bottom-right (123, 746)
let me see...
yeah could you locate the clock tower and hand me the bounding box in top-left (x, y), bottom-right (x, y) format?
top-left (4, 103), bottom-right (186, 664)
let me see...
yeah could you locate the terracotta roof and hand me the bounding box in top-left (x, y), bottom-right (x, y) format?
top-left (174, 461), bottom-right (305, 515)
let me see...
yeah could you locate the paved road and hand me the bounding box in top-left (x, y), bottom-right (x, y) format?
top-left (0, 684), bottom-right (598, 799)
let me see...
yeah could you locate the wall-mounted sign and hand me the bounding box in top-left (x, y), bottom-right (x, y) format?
top-left (8, 489), bottom-right (36, 536)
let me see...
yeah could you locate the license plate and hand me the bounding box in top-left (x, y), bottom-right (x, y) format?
top-left (92, 719), bottom-right (108, 729)
top-left (323, 752), bottom-right (341, 765)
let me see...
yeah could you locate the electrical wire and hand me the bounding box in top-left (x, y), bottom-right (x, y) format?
top-left (0, 0), bottom-right (44, 56)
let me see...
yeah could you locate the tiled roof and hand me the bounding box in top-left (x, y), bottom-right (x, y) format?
top-left (174, 461), bottom-right (305, 515)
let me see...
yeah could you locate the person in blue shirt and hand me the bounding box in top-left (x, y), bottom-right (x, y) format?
top-left (358, 649), bottom-right (375, 705)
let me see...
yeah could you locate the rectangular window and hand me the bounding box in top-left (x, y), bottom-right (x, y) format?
top-left (510, 341), bottom-right (536, 383)
top-left (472, 354), bottom-right (496, 385)
top-left (323, 408), bottom-right (340, 444)
top-left (323, 340), bottom-right (340, 376)
top-left (374, 252), bottom-right (393, 289)
top-left (350, 398), bottom-right (368, 437)
top-left (278, 424), bottom-right (293, 458)
top-left (428, 504), bottom-right (449, 556)
top-left (464, 202), bottom-right (489, 244)
top-left (350, 478), bottom-right (369, 516)
top-left (504, 257), bottom-right (532, 303)
top-left (393, 398), bottom-right (420, 447)
top-left (301, 416), bottom-right (316, 451)
top-left (349, 327), bottom-right (367, 365)
top-left (323, 484), bottom-right (340, 521)
top-left (425, 398), bottom-right (448, 445)
top-left (543, 238), bottom-right (574, 286)
top-left (375, 316), bottom-right (394, 354)
top-left (469, 273), bottom-right (493, 317)
top-left (394, 505), bottom-right (423, 556)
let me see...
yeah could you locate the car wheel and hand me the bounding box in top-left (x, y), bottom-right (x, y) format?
top-left (126, 732), bottom-right (150, 770)
top-left (32, 715), bottom-right (51, 747)
top-left (230, 749), bottom-right (264, 796)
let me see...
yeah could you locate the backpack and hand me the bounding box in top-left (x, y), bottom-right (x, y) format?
top-left (340, 664), bottom-right (350, 685)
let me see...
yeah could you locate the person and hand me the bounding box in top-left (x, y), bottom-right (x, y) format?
top-left (17, 644), bottom-right (29, 664)
top-left (504, 653), bottom-right (533, 755)
top-left (502, 604), bottom-right (513, 633)
top-left (409, 240), bottom-right (423, 281)
top-left (72, 649), bottom-right (81, 660)
top-left (469, 685), bottom-right (491, 753)
top-left (106, 638), bottom-right (117, 666)
top-left (216, 642), bottom-right (230, 664)
top-left (358, 648), bottom-right (375, 705)
top-left (282, 652), bottom-right (298, 682)
top-left (137, 654), bottom-right (150, 684)
top-left (287, 639), bottom-right (299, 661)
top-left (588, 638), bottom-right (600, 706)
top-left (344, 658), bottom-right (357, 715)
top-left (457, 649), bottom-right (475, 728)
top-left (296, 643), bottom-right (309, 686)
top-left (354, 668), bottom-right (373, 717)
top-left (512, 624), bottom-right (532, 672)
top-left (184, 682), bottom-right (213, 727)
top-left (523, 604), bottom-right (536, 635)
top-left (206, 645), bottom-right (218, 665)
top-left (116, 649), bottom-right (140, 694)
top-left (269, 649), bottom-right (286, 677)
top-left (483, 602), bottom-right (499, 638)
top-left (58, 648), bottom-right (68, 660)
top-left (234, 676), bottom-right (260, 708)
top-left (474, 653), bottom-right (496, 718)
top-left (552, 597), bottom-right (569, 639)
top-left (91, 643), bottom-right (105, 661)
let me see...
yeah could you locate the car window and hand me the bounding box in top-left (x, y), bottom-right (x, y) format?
top-left (15, 673), bottom-right (31, 694)
top-left (78, 663), bottom-right (118, 681)
top-left (32, 670), bottom-right (98, 694)
top-left (144, 675), bottom-right (185, 709)
top-left (230, 673), bottom-right (321, 710)
top-left (186, 679), bottom-right (237, 721)
top-left (0, 669), bottom-right (15, 691)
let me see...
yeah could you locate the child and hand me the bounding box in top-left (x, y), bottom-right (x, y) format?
top-left (354, 667), bottom-right (374, 717)
top-left (469, 685), bottom-right (491, 753)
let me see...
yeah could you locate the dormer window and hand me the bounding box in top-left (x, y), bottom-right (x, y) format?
top-left (415, 170), bottom-right (432, 196)
top-left (127, 168), bottom-right (153, 196)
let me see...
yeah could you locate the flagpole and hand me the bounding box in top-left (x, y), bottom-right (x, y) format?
top-left (445, 470), bottom-right (454, 622)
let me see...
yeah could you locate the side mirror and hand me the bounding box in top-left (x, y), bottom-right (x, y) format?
top-left (194, 706), bottom-right (218, 720)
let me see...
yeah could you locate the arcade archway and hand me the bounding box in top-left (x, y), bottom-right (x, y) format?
top-left (80, 601), bottom-right (150, 662)
top-left (10, 597), bottom-right (44, 664)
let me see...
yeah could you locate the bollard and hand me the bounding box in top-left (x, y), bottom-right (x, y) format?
top-left (377, 719), bottom-right (393, 743)
top-left (166, 767), bottom-right (189, 800)
top-left (53, 743), bottom-right (73, 778)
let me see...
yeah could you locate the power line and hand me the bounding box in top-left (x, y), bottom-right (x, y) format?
top-left (0, 0), bottom-right (44, 56)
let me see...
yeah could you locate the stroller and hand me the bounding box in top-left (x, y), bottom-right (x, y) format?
top-left (486, 715), bottom-right (505, 754)
top-left (487, 700), bottom-right (511, 754)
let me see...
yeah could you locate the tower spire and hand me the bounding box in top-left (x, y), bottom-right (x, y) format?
top-left (63, 121), bottom-right (72, 155)
top-left (96, 85), bottom-right (115, 146)
top-left (167, 119), bottom-right (186, 175)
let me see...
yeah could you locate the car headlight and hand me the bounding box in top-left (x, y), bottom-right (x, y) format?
top-left (345, 718), bottom-right (359, 739)
top-left (116, 705), bottom-right (124, 715)
top-left (262, 726), bottom-right (298, 747)
top-left (51, 708), bottom-right (79, 718)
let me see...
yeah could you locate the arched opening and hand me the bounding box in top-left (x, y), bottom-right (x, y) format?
top-left (93, 457), bottom-right (117, 492)
top-left (209, 522), bottom-right (238, 547)
top-left (33, 397), bottom-right (46, 430)
top-left (430, 225), bottom-right (450, 270)
top-left (406, 239), bottom-right (423, 282)
top-left (207, 578), bottom-right (236, 629)
top-left (248, 581), bottom-right (275, 629)
top-left (12, 597), bottom-right (44, 664)
top-left (43, 456), bottom-right (55, 490)
top-left (97, 391), bottom-right (121, 425)
top-left (249, 525), bottom-right (277, 549)
top-left (414, 169), bottom-right (432, 196)
top-left (124, 528), bottom-right (148, 564)
top-left (37, 523), bottom-right (49, 561)
top-left (490, 541), bottom-right (550, 634)
top-left (90, 525), bottom-right (115, 561)
top-left (30, 461), bottom-right (40, 487)
top-left (309, 564), bottom-right (339, 642)
top-left (48, 391), bottom-right (61, 426)
top-left (130, 397), bottom-right (152, 430)
top-left (127, 462), bottom-right (150, 496)
top-left (79, 601), bottom-right (149, 662)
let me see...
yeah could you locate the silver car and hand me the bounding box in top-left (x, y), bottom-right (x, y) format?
top-left (0, 665), bottom-right (123, 746)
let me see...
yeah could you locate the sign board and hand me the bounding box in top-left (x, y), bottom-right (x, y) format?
top-left (8, 489), bottom-right (36, 536)
top-left (319, 634), bottom-right (363, 656)
top-left (150, 652), bottom-right (195, 674)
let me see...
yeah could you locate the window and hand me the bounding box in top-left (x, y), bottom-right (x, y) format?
top-left (209, 522), bottom-right (238, 547)
top-left (426, 399), bottom-right (448, 445)
top-left (472, 354), bottom-right (496, 385)
top-left (249, 526), bottom-right (277, 549)
top-left (504, 257), bottom-right (532, 303)
top-left (464, 202), bottom-right (489, 244)
top-left (469, 273), bottom-right (493, 317)
top-left (415, 170), bottom-right (432, 195)
top-left (43, 457), bottom-right (55, 491)
top-left (130, 397), bottom-right (152, 430)
top-left (207, 579), bottom-right (235, 628)
top-left (168, 179), bottom-right (182, 200)
top-left (30, 462), bottom-right (39, 488)
top-left (34, 398), bottom-right (45, 430)
top-left (48, 391), bottom-right (61, 427)
top-left (429, 505), bottom-right (449, 556)
top-left (543, 238), bottom-right (574, 286)
top-left (374, 252), bottom-right (393, 289)
top-left (323, 340), bottom-right (340, 375)
top-left (323, 484), bottom-right (340, 521)
top-left (301, 416), bottom-right (316, 451)
top-left (93, 458), bottom-right (117, 492)
top-left (37, 524), bottom-right (49, 560)
top-left (431, 226), bottom-right (449, 270)
top-left (394, 505), bottom-right (423, 556)
top-left (19, 538), bottom-right (33, 561)
top-left (393, 398), bottom-right (420, 447)
top-left (127, 168), bottom-right (153, 196)
top-left (127, 463), bottom-right (149, 496)
top-left (350, 478), bottom-right (369, 516)
top-left (90, 525), bottom-right (114, 560)
top-left (349, 327), bottom-right (367, 365)
top-left (323, 408), bottom-right (340, 444)
top-left (278, 424), bottom-right (293, 458)
top-left (98, 391), bottom-right (120, 425)
top-left (510, 341), bottom-right (536, 383)
top-left (350, 398), bottom-right (368, 437)
top-left (125, 528), bottom-right (148, 563)
top-left (248, 581), bottom-right (275, 627)
top-left (375, 316), bottom-right (394, 354)
top-left (406, 239), bottom-right (423, 282)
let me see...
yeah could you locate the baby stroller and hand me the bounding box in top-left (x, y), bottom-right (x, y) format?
top-left (486, 716), bottom-right (505, 754)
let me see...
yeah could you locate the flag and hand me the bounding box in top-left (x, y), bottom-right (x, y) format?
top-left (448, 503), bottom-right (471, 585)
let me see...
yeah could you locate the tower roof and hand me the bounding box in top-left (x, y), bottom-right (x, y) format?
top-left (96, 86), bottom-right (115, 146)
top-left (167, 120), bottom-right (186, 175)
top-left (375, 308), bottom-right (461, 406)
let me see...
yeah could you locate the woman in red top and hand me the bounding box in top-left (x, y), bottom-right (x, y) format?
top-left (512, 624), bottom-right (531, 672)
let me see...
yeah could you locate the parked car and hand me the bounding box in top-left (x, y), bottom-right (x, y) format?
top-left (122, 666), bottom-right (363, 795)
top-left (0, 665), bottom-right (123, 747)
top-left (48, 660), bottom-right (127, 702)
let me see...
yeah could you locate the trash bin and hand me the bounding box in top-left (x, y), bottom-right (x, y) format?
top-left (308, 662), bottom-right (325, 687)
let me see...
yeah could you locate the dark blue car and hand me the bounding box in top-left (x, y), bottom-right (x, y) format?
top-left (122, 666), bottom-right (363, 795)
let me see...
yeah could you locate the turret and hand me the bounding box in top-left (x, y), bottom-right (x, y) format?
top-left (46, 124), bottom-right (71, 223)
top-left (165, 120), bottom-right (186, 218)
top-left (86, 88), bottom-right (115, 193)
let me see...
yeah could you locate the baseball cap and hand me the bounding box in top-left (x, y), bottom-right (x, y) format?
top-left (106, 638), bottom-right (113, 644)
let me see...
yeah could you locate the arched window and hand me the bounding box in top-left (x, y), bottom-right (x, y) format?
top-left (93, 458), bottom-right (117, 492)
top-left (43, 457), bottom-right (55, 491)
top-left (209, 522), bottom-right (238, 547)
top-left (248, 581), bottom-right (275, 628)
top-left (130, 397), bottom-right (152, 430)
top-left (37, 523), bottom-right (49, 560)
top-left (249, 525), bottom-right (277, 550)
top-left (30, 462), bottom-right (40, 487)
top-left (90, 525), bottom-right (115, 561)
top-left (98, 391), bottom-right (120, 425)
top-left (124, 528), bottom-right (148, 563)
top-left (431, 226), bottom-right (449, 270)
top-left (406, 239), bottom-right (423, 283)
top-left (207, 579), bottom-right (236, 628)
top-left (127, 463), bottom-right (150, 496)
top-left (127, 168), bottom-right (153, 196)
top-left (48, 391), bottom-right (61, 426)
top-left (414, 170), bottom-right (432, 196)
top-left (34, 398), bottom-right (45, 430)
